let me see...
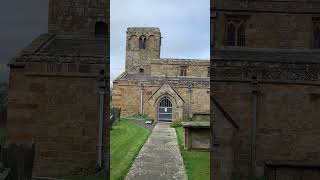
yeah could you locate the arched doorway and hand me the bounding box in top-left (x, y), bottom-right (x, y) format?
top-left (158, 97), bottom-right (173, 122)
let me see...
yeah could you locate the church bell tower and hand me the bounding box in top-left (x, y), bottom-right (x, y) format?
top-left (48, 0), bottom-right (108, 37)
top-left (125, 27), bottom-right (161, 74)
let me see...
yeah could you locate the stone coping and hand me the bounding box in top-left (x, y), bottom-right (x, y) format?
top-left (151, 58), bottom-right (209, 64)
top-left (193, 112), bottom-right (210, 115)
top-left (181, 121), bottom-right (210, 128)
top-left (212, 47), bottom-right (320, 63)
top-left (116, 73), bottom-right (210, 83)
top-left (265, 160), bottom-right (320, 168)
top-left (8, 55), bottom-right (107, 67)
top-left (25, 72), bottom-right (100, 78)
top-left (127, 27), bottom-right (160, 32)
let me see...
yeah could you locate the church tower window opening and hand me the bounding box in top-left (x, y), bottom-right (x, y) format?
top-left (180, 66), bottom-right (188, 76)
top-left (139, 36), bottom-right (147, 49)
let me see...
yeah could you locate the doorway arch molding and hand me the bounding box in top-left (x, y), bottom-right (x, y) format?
top-left (148, 84), bottom-right (185, 122)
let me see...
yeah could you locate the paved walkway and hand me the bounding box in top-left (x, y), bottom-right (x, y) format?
top-left (125, 123), bottom-right (187, 180)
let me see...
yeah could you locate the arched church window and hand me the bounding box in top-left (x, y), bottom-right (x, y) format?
top-left (313, 17), bottom-right (320, 48)
top-left (238, 23), bottom-right (246, 46)
top-left (180, 66), bottom-right (188, 76)
top-left (226, 23), bottom-right (236, 46)
top-left (139, 36), bottom-right (147, 49)
top-left (95, 21), bottom-right (107, 37)
top-left (225, 16), bottom-right (247, 47)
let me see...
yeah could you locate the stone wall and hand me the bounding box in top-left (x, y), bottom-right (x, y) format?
top-left (212, 1), bottom-right (320, 179)
top-left (7, 59), bottom-right (106, 177)
top-left (211, 58), bottom-right (320, 179)
top-left (112, 79), bottom-right (210, 122)
top-left (48, 0), bottom-right (108, 36)
top-left (150, 59), bottom-right (209, 77)
top-left (213, 80), bottom-right (320, 179)
top-left (212, 0), bottom-right (320, 49)
top-left (212, 102), bottom-right (239, 179)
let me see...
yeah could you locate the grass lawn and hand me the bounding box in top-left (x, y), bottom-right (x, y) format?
top-left (68, 119), bottom-right (150, 180)
top-left (176, 127), bottom-right (210, 180)
top-left (110, 119), bottom-right (150, 180)
top-left (128, 113), bottom-right (149, 121)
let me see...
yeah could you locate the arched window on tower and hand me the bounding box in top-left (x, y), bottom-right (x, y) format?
top-left (95, 21), bottom-right (107, 37)
top-left (180, 66), bottom-right (188, 76)
top-left (313, 17), bottom-right (320, 48)
top-left (139, 36), bottom-right (147, 49)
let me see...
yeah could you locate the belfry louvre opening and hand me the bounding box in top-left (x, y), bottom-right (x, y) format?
top-left (158, 97), bottom-right (173, 122)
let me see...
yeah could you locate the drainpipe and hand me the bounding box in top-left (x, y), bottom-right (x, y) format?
top-left (97, 70), bottom-right (106, 169)
top-left (249, 76), bottom-right (258, 180)
top-left (188, 83), bottom-right (192, 119)
top-left (139, 83), bottom-right (144, 115)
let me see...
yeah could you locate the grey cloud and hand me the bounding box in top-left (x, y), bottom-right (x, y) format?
top-left (110, 0), bottom-right (210, 82)
top-left (0, 0), bottom-right (48, 82)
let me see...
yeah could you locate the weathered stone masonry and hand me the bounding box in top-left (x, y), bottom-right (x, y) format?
top-left (7, 0), bottom-right (108, 177)
top-left (211, 0), bottom-right (320, 179)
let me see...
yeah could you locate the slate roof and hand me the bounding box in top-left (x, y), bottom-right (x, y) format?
top-left (9, 34), bottom-right (107, 65)
top-left (40, 37), bottom-right (107, 56)
top-left (213, 48), bottom-right (320, 63)
top-left (17, 34), bottom-right (107, 57)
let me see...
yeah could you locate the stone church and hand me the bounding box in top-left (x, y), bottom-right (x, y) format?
top-left (112, 27), bottom-right (210, 122)
top-left (7, 0), bottom-right (108, 177)
top-left (211, 0), bottom-right (320, 180)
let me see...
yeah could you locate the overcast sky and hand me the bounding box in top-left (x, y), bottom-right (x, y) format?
top-left (0, 0), bottom-right (49, 82)
top-left (110, 0), bottom-right (210, 82)
top-left (0, 0), bottom-right (210, 83)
